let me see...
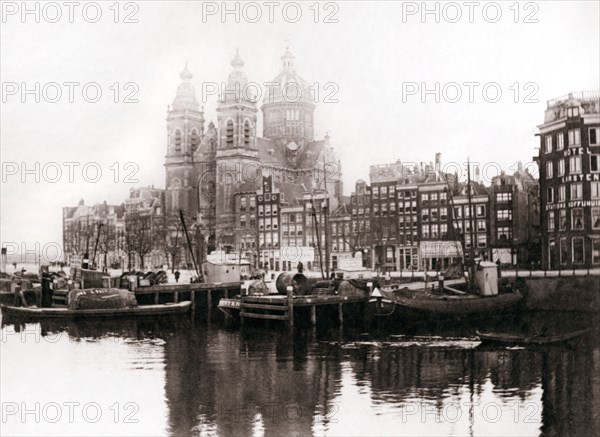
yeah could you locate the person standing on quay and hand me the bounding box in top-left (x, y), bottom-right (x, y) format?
top-left (174, 270), bottom-right (180, 283)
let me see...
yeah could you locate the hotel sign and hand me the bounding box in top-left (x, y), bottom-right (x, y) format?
top-left (546, 199), bottom-right (600, 211)
top-left (419, 241), bottom-right (463, 258)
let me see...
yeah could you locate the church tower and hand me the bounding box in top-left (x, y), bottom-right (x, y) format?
top-left (165, 63), bottom-right (205, 218)
top-left (261, 47), bottom-right (315, 164)
top-left (214, 50), bottom-right (260, 251)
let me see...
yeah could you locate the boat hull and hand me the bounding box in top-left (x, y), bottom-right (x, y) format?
top-left (477, 328), bottom-right (590, 345)
top-left (218, 297), bottom-right (241, 318)
top-left (0, 301), bottom-right (191, 320)
top-left (370, 290), bottom-right (522, 323)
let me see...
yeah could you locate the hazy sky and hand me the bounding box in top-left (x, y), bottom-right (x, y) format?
top-left (1, 1), bottom-right (599, 256)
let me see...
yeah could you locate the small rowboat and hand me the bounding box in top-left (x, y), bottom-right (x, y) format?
top-left (0, 301), bottom-right (191, 320)
top-left (476, 328), bottom-right (590, 345)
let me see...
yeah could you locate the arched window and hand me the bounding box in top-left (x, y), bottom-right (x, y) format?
top-left (174, 129), bottom-right (182, 153)
top-left (170, 178), bottom-right (181, 188)
top-left (191, 129), bottom-right (199, 152)
top-left (244, 120), bottom-right (251, 146)
top-left (226, 120), bottom-right (234, 147)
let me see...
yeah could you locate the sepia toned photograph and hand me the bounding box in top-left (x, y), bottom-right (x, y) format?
top-left (1, 1), bottom-right (599, 436)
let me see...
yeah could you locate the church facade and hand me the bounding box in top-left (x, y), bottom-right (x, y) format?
top-left (164, 48), bottom-right (343, 259)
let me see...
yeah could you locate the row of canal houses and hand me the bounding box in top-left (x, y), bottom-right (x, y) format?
top-left (231, 154), bottom-right (540, 273)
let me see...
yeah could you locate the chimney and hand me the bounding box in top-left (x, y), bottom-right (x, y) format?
top-left (435, 152), bottom-right (442, 173)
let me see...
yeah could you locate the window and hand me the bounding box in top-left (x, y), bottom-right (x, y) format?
top-left (244, 121), bottom-right (251, 146)
top-left (547, 187), bottom-right (554, 203)
top-left (560, 210), bottom-right (567, 230)
top-left (558, 185), bottom-right (566, 202)
top-left (431, 193), bottom-right (438, 202)
top-left (569, 156), bottom-right (582, 174)
top-left (464, 235), bottom-right (472, 248)
top-left (477, 220), bottom-right (486, 232)
top-left (389, 186), bottom-right (395, 197)
top-left (477, 235), bottom-right (487, 248)
top-left (440, 208), bottom-right (448, 220)
top-left (593, 239), bottom-right (600, 265)
top-left (476, 205), bottom-right (486, 217)
top-left (545, 135), bottom-right (552, 153)
top-left (240, 214), bottom-right (246, 227)
top-left (593, 182), bottom-right (600, 199)
top-left (592, 207), bottom-right (600, 230)
top-left (421, 193), bottom-right (429, 205)
top-left (422, 225), bottom-right (429, 238)
top-left (431, 224), bottom-right (438, 238)
top-left (226, 120), bottom-right (234, 147)
top-left (546, 161), bottom-right (553, 179)
top-left (497, 209), bottom-right (512, 220)
top-left (496, 192), bottom-right (512, 203)
top-left (591, 155), bottom-right (600, 173)
top-left (560, 238), bottom-right (568, 265)
top-left (567, 107), bottom-right (580, 118)
top-left (422, 209), bottom-right (429, 221)
top-left (372, 187), bottom-right (379, 198)
top-left (454, 206), bottom-right (462, 218)
top-left (381, 186), bottom-right (387, 197)
top-left (572, 238), bottom-right (584, 264)
top-left (497, 226), bottom-right (512, 240)
top-left (570, 183), bottom-right (583, 200)
top-left (572, 208), bottom-right (584, 229)
top-left (558, 159), bottom-right (565, 176)
top-left (557, 133), bottom-right (565, 150)
top-left (174, 129), bottom-right (182, 152)
top-left (548, 210), bottom-right (555, 231)
top-left (191, 129), bottom-right (199, 151)
top-left (568, 129), bottom-right (580, 147)
top-left (589, 127), bottom-right (599, 145)
top-left (431, 209), bottom-right (438, 221)
top-left (440, 223), bottom-right (448, 237)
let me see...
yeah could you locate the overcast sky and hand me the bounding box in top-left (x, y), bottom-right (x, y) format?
top-left (1, 1), bottom-right (599, 257)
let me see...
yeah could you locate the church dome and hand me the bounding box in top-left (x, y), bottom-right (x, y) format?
top-left (264, 48), bottom-right (314, 105)
top-left (172, 62), bottom-right (199, 111)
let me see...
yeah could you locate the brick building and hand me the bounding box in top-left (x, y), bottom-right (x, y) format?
top-left (536, 90), bottom-right (600, 269)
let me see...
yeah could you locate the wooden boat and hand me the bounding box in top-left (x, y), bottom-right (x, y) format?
top-left (0, 301), bottom-right (191, 320)
top-left (476, 328), bottom-right (590, 345)
top-left (218, 297), bottom-right (241, 318)
top-left (371, 285), bottom-right (522, 320)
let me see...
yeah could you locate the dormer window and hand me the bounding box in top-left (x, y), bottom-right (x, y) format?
top-left (567, 106), bottom-right (580, 118)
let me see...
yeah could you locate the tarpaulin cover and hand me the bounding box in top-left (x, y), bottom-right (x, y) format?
top-left (68, 288), bottom-right (138, 310)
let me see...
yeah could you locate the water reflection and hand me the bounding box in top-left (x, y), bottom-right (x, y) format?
top-left (1, 311), bottom-right (598, 436)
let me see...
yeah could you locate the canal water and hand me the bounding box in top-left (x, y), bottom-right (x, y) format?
top-left (1, 310), bottom-right (598, 437)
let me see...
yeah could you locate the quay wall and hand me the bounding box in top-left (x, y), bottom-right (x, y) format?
top-left (521, 275), bottom-right (600, 312)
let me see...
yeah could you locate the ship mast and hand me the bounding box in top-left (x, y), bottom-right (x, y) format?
top-left (466, 159), bottom-right (476, 293)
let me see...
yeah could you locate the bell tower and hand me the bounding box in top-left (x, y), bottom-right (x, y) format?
top-left (214, 50), bottom-right (261, 251)
top-left (165, 63), bottom-right (205, 217)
